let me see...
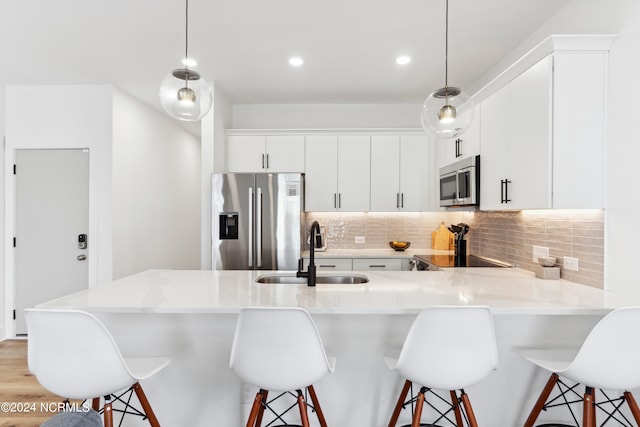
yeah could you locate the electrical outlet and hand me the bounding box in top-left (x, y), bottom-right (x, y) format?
top-left (563, 256), bottom-right (579, 271)
top-left (532, 246), bottom-right (549, 262)
top-left (355, 236), bottom-right (365, 244)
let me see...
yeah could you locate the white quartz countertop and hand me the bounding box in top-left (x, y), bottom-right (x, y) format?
top-left (37, 268), bottom-right (632, 315)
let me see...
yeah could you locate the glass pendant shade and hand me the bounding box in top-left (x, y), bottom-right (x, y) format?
top-left (421, 86), bottom-right (474, 138)
top-left (159, 68), bottom-right (212, 121)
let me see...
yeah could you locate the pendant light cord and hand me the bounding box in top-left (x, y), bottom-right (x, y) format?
top-left (444, 0), bottom-right (449, 89)
top-left (185, 0), bottom-right (189, 69)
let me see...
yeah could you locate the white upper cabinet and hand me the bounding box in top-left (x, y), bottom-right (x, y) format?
top-left (436, 105), bottom-right (481, 168)
top-left (227, 135), bottom-right (305, 173)
top-left (480, 44), bottom-right (608, 210)
top-left (305, 135), bottom-right (370, 212)
top-left (480, 57), bottom-right (551, 210)
top-left (371, 135), bottom-right (429, 211)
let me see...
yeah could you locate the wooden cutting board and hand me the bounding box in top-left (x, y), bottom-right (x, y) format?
top-left (432, 222), bottom-right (455, 250)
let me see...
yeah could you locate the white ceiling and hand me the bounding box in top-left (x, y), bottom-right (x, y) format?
top-left (0, 0), bottom-right (570, 132)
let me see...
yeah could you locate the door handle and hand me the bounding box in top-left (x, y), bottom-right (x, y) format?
top-left (77, 254), bottom-right (87, 261)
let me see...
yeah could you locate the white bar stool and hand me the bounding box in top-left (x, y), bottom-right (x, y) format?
top-left (385, 306), bottom-right (498, 427)
top-left (519, 307), bottom-right (640, 427)
top-left (230, 307), bottom-right (335, 427)
top-left (25, 308), bottom-right (170, 427)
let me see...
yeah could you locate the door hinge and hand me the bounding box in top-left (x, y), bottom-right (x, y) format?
top-left (13, 237), bottom-right (16, 247)
top-left (13, 164), bottom-right (16, 175)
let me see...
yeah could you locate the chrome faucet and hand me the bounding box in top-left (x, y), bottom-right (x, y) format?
top-left (297, 221), bottom-right (321, 286)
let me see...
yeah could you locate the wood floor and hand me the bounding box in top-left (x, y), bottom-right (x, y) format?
top-left (0, 340), bottom-right (67, 427)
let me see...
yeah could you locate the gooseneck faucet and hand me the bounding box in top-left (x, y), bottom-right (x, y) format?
top-left (297, 221), bottom-right (321, 286)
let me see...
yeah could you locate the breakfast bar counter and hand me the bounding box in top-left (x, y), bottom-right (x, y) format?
top-left (36, 269), bottom-right (636, 427)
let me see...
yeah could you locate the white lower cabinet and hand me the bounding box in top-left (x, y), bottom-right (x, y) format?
top-left (352, 258), bottom-right (403, 271)
top-left (303, 258), bottom-right (352, 271)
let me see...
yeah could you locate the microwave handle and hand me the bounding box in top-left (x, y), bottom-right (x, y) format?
top-left (455, 170), bottom-right (461, 200)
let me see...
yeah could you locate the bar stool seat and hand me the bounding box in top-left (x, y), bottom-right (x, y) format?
top-left (386, 306), bottom-right (498, 427)
top-left (230, 307), bottom-right (335, 427)
top-left (25, 308), bottom-right (170, 427)
top-left (519, 307), bottom-right (640, 427)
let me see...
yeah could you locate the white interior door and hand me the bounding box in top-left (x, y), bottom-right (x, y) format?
top-left (14, 149), bottom-right (89, 335)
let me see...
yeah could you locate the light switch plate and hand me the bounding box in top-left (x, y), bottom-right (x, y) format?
top-left (532, 246), bottom-right (549, 262)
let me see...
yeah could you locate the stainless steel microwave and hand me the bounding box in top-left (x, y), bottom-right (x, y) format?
top-left (439, 155), bottom-right (480, 207)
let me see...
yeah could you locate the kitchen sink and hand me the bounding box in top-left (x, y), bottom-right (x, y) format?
top-left (256, 273), bottom-right (369, 284)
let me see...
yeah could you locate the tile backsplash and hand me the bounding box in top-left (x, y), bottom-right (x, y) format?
top-left (305, 209), bottom-right (605, 288)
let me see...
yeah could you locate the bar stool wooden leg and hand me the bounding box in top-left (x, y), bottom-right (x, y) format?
top-left (524, 373), bottom-right (560, 427)
top-left (388, 379), bottom-right (412, 427)
top-left (583, 386), bottom-right (595, 427)
top-left (92, 397), bottom-right (100, 412)
top-left (411, 387), bottom-right (426, 427)
top-left (460, 390), bottom-right (479, 427)
top-left (103, 397), bottom-right (113, 427)
top-left (246, 390), bottom-right (265, 427)
top-left (450, 390), bottom-right (464, 427)
top-left (132, 382), bottom-right (161, 427)
top-left (254, 390), bottom-right (268, 427)
top-left (297, 390), bottom-right (311, 427)
top-left (624, 391), bottom-right (640, 425)
top-left (307, 385), bottom-right (328, 427)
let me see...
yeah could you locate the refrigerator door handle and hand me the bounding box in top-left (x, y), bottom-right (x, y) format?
top-left (248, 187), bottom-right (254, 267)
top-left (256, 187), bottom-right (263, 268)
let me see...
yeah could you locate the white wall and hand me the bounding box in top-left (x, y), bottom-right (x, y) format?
top-left (112, 88), bottom-right (201, 279)
top-left (231, 103), bottom-right (422, 129)
top-left (200, 84), bottom-right (232, 269)
top-left (4, 85), bottom-right (113, 337)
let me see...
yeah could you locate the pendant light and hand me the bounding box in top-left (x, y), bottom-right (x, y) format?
top-left (420, 0), bottom-right (474, 138)
top-left (159, 0), bottom-right (212, 121)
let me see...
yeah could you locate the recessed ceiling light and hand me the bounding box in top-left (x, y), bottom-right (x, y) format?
top-left (289, 57), bottom-right (304, 67)
top-left (396, 56), bottom-right (411, 65)
top-left (182, 58), bottom-right (197, 67)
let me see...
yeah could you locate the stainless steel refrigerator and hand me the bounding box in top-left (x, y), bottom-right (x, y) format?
top-left (212, 173), bottom-right (304, 270)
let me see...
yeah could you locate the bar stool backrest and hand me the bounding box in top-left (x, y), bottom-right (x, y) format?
top-left (25, 308), bottom-right (136, 399)
top-left (565, 306), bottom-right (640, 390)
top-left (395, 306), bottom-right (498, 390)
top-left (230, 307), bottom-right (333, 392)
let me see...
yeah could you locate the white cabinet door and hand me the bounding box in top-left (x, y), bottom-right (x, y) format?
top-left (227, 135), bottom-right (265, 172)
top-left (399, 135), bottom-right (429, 211)
top-left (508, 56), bottom-right (552, 209)
top-left (305, 136), bottom-right (338, 211)
top-left (337, 136), bottom-right (371, 211)
top-left (370, 135), bottom-right (400, 211)
top-left (265, 135), bottom-right (305, 172)
top-left (352, 258), bottom-right (402, 271)
top-left (480, 57), bottom-right (552, 210)
top-left (480, 85), bottom-right (510, 210)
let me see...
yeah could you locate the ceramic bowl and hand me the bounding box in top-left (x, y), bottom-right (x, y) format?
top-left (538, 256), bottom-right (556, 267)
top-left (389, 241), bottom-right (411, 251)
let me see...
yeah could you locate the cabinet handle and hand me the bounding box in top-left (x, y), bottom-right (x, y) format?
top-left (401, 193), bottom-right (404, 208)
top-left (369, 265), bottom-right (386, 268)
top-left (266, 153), bottom-right (269, 169)
top-left (338, 193), bottom-right (342, 209)
top-left (261, 154), bottom-right (265, 169)
top-left (501, 179), bottom-right (512, 203)
top-left (396, 193), bottom-right (400, 208)
top-left (455, 138), bottom-right (462, 158)
top-left (334, 193), bottom-right (337, 208)
top-left (319, 264), bottom-right (337, 268)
